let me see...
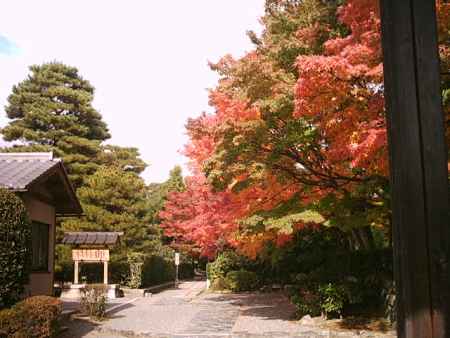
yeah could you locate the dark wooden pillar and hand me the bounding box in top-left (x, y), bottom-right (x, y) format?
top-left (380, 1), bottom-right (449, 337)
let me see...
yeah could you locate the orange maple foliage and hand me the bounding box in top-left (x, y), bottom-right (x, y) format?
top-left (295, 0), bottom-right (387, 177)
top-left (162, 0), bottom-right (449, 258)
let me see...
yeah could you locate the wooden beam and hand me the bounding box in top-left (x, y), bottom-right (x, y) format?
top-left (104, 261), bottom-right (108, 285)
top-left (74, 260), bottom-right (79, 285)
top-left (379, 1), bottom-right (449, 337)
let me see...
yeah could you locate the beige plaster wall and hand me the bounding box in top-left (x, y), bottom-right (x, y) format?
top-left (21, 195), bottom-right (56, 297)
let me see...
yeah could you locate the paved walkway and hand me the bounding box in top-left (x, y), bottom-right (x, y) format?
top-left (60, 281), bottom-right (395, 338)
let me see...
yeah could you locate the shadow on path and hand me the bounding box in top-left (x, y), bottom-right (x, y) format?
top-left (198, 292), bottom-right (297, 321)
top-left (59, 318), bottom-right (100, 338)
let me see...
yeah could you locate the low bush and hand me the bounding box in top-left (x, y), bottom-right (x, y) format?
top-left (210, 277), bottom-right (229, 291)
top-left (0, 308), bottom-right (18, 337)
top-left (207, 251), bottom-right (252, 283)
top-left (53, 261), bottom-right (73, 285)
top-left (274, 226), bottom-right (394, 319)
top-left (127, 253), bottom-right (145, 289)
top-left (178, 262), bottom-right (195, 280)
top-left (109, 260), bottom-right (129, 284)
top-left (382, 280), bottom-right (396, 324)
top-left (225, 270), bottom-right (259, 292)
top-left (54, 245), bottom-right (73, 284)
top-left (318, 283), bottom-right (346, 318)
top-left (80, 284), bottom-right (107, 320)
top-left (141, 255), bottom-right (175, 287)
top-left (290, 281), bottom-right (364, 319)
top-left (291, 288), bottom-right (321, 317)
top-left (0, 296), bottom-right (62, 337)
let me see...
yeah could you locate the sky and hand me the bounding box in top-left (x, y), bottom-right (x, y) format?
top-left (0, 0), bottom-right (265, 183)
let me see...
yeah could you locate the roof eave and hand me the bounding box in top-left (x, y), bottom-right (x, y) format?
top-left (23, 161), bottom-right (83, 216)
top-left (57, 162), bottom-right (83, 216)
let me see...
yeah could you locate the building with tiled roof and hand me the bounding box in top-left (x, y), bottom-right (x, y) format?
top-left (0, 152), bottom-right (82, 296)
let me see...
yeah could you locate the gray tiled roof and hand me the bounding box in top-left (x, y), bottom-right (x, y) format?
top-left (62, 232), bottom-right (123, 245)
top-left (0, 152), bottom-right (82, 215)
top-left (0, 152), bottom-right (59, 190)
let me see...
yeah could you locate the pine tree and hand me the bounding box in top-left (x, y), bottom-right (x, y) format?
top-left (1, 62), bottom-right (110, 188)
top-left (62, 167), bottom-right (154, 257)
top-left (97, 145), bottom-right (148, 174)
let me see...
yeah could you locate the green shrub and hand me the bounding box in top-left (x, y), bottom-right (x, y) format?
top-left (178, 262), bottom-right (195, 280)
top-left (0, 189), bottom-right (32, 308)
top-left (382, 280), bottom-right (396, 324)
top-left (0, 296), bottom-right (62, 337)
top-left (80, 284), bottom-right (107, 320)
top-left (54, 245), bottom-right (73, 284)
top-left (127, 253), bottom-right (145, 289)
top-left (0, 308), bottom-right (18, 337)
top-left (290, 282), bottom-right (348, 319)
top-left (318, 283), bottom-right (346, 318)
top-left (225, 270), bottom-right (259, 292)
top-left (207, 251), bottom-right (251, 283)
top-left (141, 255), bottom-right (175, 287)
top-left (291, 288), bottom-right (321, 317)
top-left (53, 261), bottom-right (73, 285)
top-left (277, 226), bottom-right (393, 319)
top-left (210, 277), bottom-right (229, 291)
top-left (109, 260), bottom-right (129, 284)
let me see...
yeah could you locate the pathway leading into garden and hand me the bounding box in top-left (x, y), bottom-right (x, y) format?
top-left (61, 281), bottom-right (395, 338)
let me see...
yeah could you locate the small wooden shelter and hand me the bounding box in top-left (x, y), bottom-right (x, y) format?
top-left (62, 231), bottom-right (123, 285)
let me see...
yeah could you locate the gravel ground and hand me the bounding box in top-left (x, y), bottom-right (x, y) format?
top-left (59, 281), bottom-right (396, 338)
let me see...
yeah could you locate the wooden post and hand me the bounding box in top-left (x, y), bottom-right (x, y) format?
top-left (379, 1), bottom-right (449, 337)
top-left (74, 260), bottom-right (79, 284)
top-left (103, 261), bottom-right (108, 285)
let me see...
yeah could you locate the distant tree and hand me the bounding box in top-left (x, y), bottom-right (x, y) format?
top-left (1, 62), bottom-right (110, 188)
top-left (159, 175), bottom-right (240, 258)
top-left (147, 166), bottom-right (185, 224)
top-left (165, 166), bottom-right (185, 192)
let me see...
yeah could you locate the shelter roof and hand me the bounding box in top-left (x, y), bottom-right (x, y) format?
top-left (62, 232), bottom-right (123, 245)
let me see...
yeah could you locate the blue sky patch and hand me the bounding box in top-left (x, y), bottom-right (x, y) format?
top-left (0, 35), bottom-right (20, 55)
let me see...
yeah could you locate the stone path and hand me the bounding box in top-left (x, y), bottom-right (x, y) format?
top-left (60, 281), bottom-right (396, 338)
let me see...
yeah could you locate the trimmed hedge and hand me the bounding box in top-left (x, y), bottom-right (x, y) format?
top-left (207, 251), bottom-right (251, 282)
top-left (0, 188), bottom-right (31, 308)
top-left (0, 296), bottom-right (62, 337)
top-left (55, 250), bottom-right (194, 288)
top-left (142, 255), bottom-right (175, 287)
top-left (225, 270), bottom-right (259, 292)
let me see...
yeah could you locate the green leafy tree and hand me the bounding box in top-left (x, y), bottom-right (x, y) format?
top-left (0, 189), bottom-right (31, 308)
top-left (1, 62), bottom-right (110, 188)
top-left (147, 166), bottom-right (185, 224)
